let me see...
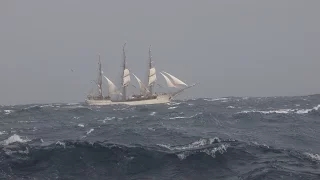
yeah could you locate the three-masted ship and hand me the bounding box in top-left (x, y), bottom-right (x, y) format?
top-left (85, 44), bottom-right (195, 106)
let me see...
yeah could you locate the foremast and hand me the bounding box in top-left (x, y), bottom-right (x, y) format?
top-left (148, 45), bottom-right (153, 95)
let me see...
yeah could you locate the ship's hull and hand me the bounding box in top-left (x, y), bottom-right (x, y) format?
top-left (85, 94), bottom-right (171, 106)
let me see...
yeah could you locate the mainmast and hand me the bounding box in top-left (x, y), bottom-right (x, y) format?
top-left (148, 45), bottom-right (153, 95)
top-left (122, 43), bottom-right (127, 100)
top-left (97, 54), bottom-right (103, 99)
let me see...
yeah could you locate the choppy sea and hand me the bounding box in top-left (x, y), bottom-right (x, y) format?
top-left (0, 95), bottom-right (320, 179)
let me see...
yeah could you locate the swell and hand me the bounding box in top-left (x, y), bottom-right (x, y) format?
top-left (0, 137), bottom-right (319, 179)
top-left (0, 104), bottom-right (93, 120)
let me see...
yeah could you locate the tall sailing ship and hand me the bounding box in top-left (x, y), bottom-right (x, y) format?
top-left (85, 43), bottom-right (196, 105)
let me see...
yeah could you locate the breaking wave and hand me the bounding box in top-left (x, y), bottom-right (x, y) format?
top-left (0, 134), bottom-right (30, 146)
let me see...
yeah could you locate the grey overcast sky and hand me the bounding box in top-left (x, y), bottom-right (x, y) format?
top-left (0, 0), bottom-right (320, 105)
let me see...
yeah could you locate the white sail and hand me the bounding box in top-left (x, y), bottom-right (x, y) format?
top-left (104, 76), bottom-right (117, 94)
top-left (132, 73), bottom-right (149, 93)
top-left (162, 71), bottom-right (188, 86)
top-left (148, 67), bottom-right (157, 86)
top-left (123, 68), bottom-right (130, 86)
top-left (160, 72), bottom-right (176, 88)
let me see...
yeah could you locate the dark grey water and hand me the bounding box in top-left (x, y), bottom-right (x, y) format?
top-left (0, 95), bottom-right (320, 179)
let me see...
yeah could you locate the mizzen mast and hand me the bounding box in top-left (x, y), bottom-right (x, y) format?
top-left (147, 45), bottom-right (157, 96)
top-left (97, 54), bottom-right (103, 99)
top-left (122, 43), bottom-right (127, 100)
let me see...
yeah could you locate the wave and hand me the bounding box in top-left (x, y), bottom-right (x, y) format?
top-left (296, 104), bottom-right (320, 114)
top-left (237, 104), bottom-right (320, 115)
top-left (167, 102), bottom-right (181, 106)
top-left (21, 105), bottom-right (43, 112)
top-left (86, 128), bottom-right (94, 135)
top-left (168, 112), bottom-right (203, 120)
top-left (0, 138), bottom-right (319, 179)
top-left (168, 106), bottom-right (177, 109)
top-left (158, 137), bottom-right (221, 151)
top-left (97, 116), bottom-right (116, 123)
top-left (3, 110), bottom-right (14, 115)
top-left (158, 137), bottom-right (226, 160)
top-left (227, 106), bottom-right (236, 109)
top-left (238, 109), bottom-right (296, 114)
top-left (304, 152), bottom-right (320, 162)
top-left (0, 134), bottom-right (31, 145)
top-left (39, 104), bottom-right (55, 108)
top-left (203, 97), bottom-right (229, 102)
top-left (77, 123), bottom-right (85, 128)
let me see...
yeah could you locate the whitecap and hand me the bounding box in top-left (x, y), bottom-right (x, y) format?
top-left (204, 98), bottom-right (229, 102)
top-left (176, 144), bottom-right (228, 160)
top-left (313, 105), bottom-right (320, 110)
top-left (78, 124), bottom-right (85, 128)
top-left (67, 103), bottom-right (80, 105)
top-left (177, 152), bottom-right (187, 160)
top-left (167, 102), bottom-right (181, 106)
top-left (304, 152), bottom-right (320, 161)
top-left (238, 104), bottom-right (320, 115)
top-left (201, 144), bottom-right (228, 157)
top-left (251, 141), bottom-right (270, 148)
top-left (227, 106), bottom-right (235, 109)
top-left (56, 141), bottom-right (66, 148)
top-left (4, 110), bottom-right (14, 115)
top-left (1, 134), bottom-right (30, 145)
top-left (40, 104), bottom-right (54, 108)
top-left (168, 106), bottom-right (177, 109)
top-left (238, 109), bottom-right (295, 114)
top-left (150, 112), bottom-right (156, 116)
top-left (86, 128), bottom-right (94, 135)
top-left (98, 117), bottom-right (116, 123)
top-left (158, 137), bottom-right (220, 151)
top-left (0, 131), bottom-right (5, 135)
top-left (296, 104), bottom-right (320, 114)
top-left (169, 116), bottom-right (187, 120)
top-left (3, 147), bottom-right (30, 155)
top-left (18, 120), bottom-right (37, 123)
top-left (296, 109), bottom-right (311, 114)
top-left (169, 112), bottom-right (202, 120)
top-left (106, 117), bottom-right (116, 121)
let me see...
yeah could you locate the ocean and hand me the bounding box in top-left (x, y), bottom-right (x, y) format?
top-left (0, 95), bottom-right (319, 179)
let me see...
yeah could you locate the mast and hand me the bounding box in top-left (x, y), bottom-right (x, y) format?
top-left (148, 45), bottom-right (153, 95)
top-left (122, 43), bottom-right (127, 100)
top-left (97, 54), bottom-right (103, 98)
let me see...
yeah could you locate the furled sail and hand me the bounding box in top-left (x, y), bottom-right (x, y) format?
top-left (148, 67), bottom-right (157, 86)
top-left (132, 73), bottom-right (149, 93)
top-left (162, 71), bottom-right (188, 86)
top-left (160, 72), bottom-right (176, 88)
top-left (103, 76), bottom-right (120, 95)
top-left (123, 68), bottom-right (130, 86)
